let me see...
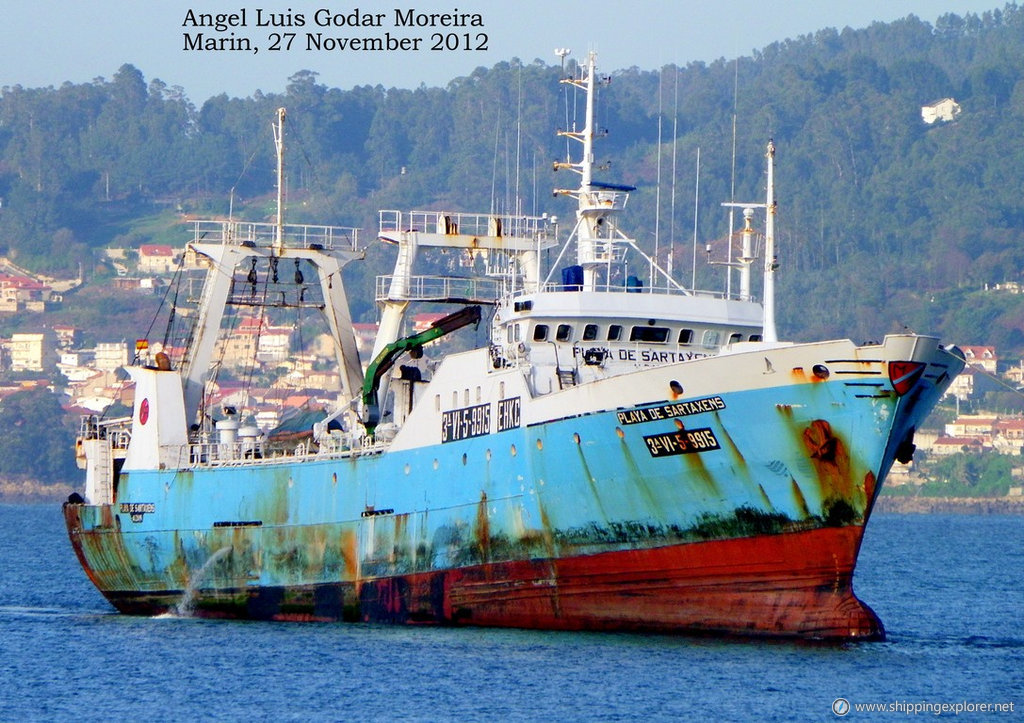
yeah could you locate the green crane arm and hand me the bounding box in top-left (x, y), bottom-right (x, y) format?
top-left (362, 305), bottom-right (482, 431)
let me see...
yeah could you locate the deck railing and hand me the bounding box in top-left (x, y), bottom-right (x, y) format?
top-left (191, 220), bottom-right (361, 252)
top-left (379, 210), bottom-right (552, 241)
top-left (375, 274), bottom-right (503, 303)
top-left (177, 431), bottom-right (390, 469)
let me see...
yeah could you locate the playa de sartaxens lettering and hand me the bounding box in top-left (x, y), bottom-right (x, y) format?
top-left (616, 396), bottom-right (727, 425)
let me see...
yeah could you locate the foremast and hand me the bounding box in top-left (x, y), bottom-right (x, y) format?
top-left (762, 140), bottom-right (778, 343)
top-left (719, 140), bottom-right (778, 341)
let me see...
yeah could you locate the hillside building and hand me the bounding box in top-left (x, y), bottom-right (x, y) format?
top-left (93, 342), bottom-right (130, 372)
top-left (0, 273), bottom-right (54, 313)
top-left (961, 345), bottom-right (997, 374)
top-left (8, 331), bottom-right (57, 372)
top-left (138, 244), bottom-right (179, 275)
top-left (214, 316), bottom-right (293, 368)
top-left (921, 97), bottom-right (962, 124)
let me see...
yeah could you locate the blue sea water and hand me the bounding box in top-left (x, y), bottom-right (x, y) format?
top-left (0, 504), bottom-right (1020, 722)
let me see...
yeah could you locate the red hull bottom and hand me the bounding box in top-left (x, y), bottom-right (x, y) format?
top-left (88, 524), bottom-right (881, 640)
top-left (445, 525), bottom-right (881, 640)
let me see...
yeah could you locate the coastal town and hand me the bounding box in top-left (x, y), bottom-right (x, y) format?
top-left (0, 245), bottom-right (456, 439)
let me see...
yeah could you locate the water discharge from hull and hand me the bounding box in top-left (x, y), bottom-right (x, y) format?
top-left (168, 546), bottom-right (233, 618)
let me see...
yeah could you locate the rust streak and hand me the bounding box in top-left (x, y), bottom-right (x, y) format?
top-left (576, 442), bottom-right (610, 522)
top-left (790, 479), bottom-right (811, 519)
top-left (801, 419), bottom-right (861, 515)
top-left (475, 491), bottom-right (491, 563)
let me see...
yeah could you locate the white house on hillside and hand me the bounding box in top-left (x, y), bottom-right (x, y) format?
top-left (138, 244), bottom-right (179, 274)
top-left (921, 98), bottom-right (962, 124)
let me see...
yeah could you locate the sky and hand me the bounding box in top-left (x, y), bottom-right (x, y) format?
top-left (0, 0), bottom-right (1009, 103)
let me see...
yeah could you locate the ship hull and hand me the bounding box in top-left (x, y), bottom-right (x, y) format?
top-left (63, 335), bottom-right (962, 641)
top-left (65, 507), bottom-right (879, 639)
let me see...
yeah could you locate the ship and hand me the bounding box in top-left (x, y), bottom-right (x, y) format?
top-left (64, 52), bottom-right (964, 640)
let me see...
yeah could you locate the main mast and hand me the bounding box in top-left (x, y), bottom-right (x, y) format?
top-left (553, 52), bottom-right (625, 292)
top-left (552, 52), bottom-right (682, 294)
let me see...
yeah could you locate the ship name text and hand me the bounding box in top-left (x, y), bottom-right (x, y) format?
top-left (575, 346), bottom-right (711, 364)
top-left (617, 396), bottom-right (726, 425)
top-left (119, 502), bottom-right (156, 523)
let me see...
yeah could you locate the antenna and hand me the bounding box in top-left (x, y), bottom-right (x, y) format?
top-left (727, 56), bottom-right (739, 297)
top-left (691, 147), bottom-right (700, 289)
top-left (653, 67), bottom-right (663, 287)
top-left (669, 67), bottom-right (679, 288)
top-left (272, 107), bottom-right (286, 254)
top-left (555, 48), bottom-right (572, 163)
top-left (515, 62), bottom-right (523, 219)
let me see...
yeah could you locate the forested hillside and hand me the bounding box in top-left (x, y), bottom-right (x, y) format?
top-left (1, 4), bottom-right (1024, 349)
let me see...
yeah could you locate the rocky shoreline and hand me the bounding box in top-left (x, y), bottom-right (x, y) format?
top-left (875, 495), bottom-right (1024, 514)
top-left (0, 480), bottom-right (74, 504)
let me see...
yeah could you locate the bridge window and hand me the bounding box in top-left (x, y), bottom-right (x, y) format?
top-left (749, 334), bottom-right (762, 342)
top-left (678, 328), bottom-right (694, 344)
top-left (556, 324), bottom-right (572, 342)
top-left (607, 324), bottom-right (623, 341)
top-left (583, 324), bottom-right (599, 341)
top-left (728, 332), bottom-right (743, 344)
top-left (630, 326), bottom-right (670, 343)
top-left (533, 324), bottom-right (549, 341)
top-left (702, 330), bottom-right (721, 349)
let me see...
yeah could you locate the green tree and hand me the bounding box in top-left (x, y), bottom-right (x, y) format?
top-left (0, 388), bottom-right (77, 483)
